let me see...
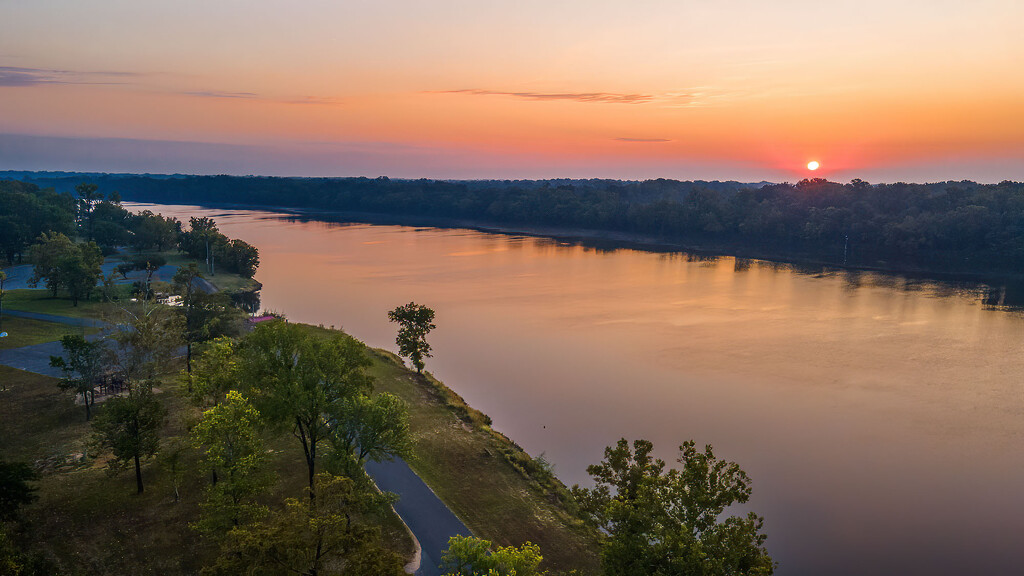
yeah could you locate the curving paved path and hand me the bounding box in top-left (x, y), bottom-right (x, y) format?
top-left (366, 458), bottom-right (472, 576)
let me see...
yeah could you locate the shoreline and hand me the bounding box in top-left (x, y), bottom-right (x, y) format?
top-left (123, 198), bottom-right (1024, 288)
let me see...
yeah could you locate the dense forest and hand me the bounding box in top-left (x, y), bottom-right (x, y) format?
top-left (9, 172), bottom-right (1024, 276)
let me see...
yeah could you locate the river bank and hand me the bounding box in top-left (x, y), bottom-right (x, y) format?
top-left (124, 199), bottom-right (1024, 289)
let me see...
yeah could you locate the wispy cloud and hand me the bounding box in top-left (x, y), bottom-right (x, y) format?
top-left (614, 137), bottom-right (672, 143)
top-left (436, 89), bottom-right (667, 104)
top-left (182, 90), bottom-right (338, 105)
top-left (0, 65), bottom-right (139, 87)
top-left (182, 90), bottom-right (259, 99)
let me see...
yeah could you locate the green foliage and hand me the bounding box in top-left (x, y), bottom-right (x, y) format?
top-left (26, 232), bottom-right (103, 305)
top-left (90, 387), bottom-right (166, 494)
top-left (387, 302), bottom-right (436, 374)
top-left (0, 459), bottom-right (38, 522)
top-left (129, 210), bottom-right (180, 252)
top-left (441, 535), bottom-right (544, 576)
top-left (238, 320), bottom-right (373, 496)
top-left (187, 337), bottom-right (240, 407)
top-left (49, 334), bottom-right (105, 421)
top-left (179, 217), bottom-right (260, 278)
top-left (328, 392), bottom-right (412, 475)
top-left (191, 391), bottom-right (272, 536)
top-left (203, 473), bottom-right (404, 576)
top-left (572, 439), bottom-right (775, 576)
top-left (0, 179), bottom-right (75, 265)
top-left (174, 264), bottom-right (245, 377)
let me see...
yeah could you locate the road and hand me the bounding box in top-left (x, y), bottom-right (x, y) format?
top-left (366, 458), bottom-right (472, 576)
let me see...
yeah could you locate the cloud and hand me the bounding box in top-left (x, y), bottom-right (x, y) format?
top-left (614, 137), bottom-right (672, 143)
top-left (437, 88), bottom-right (665, 104)
top-left (182, 90), bottom-right (338, 105)
top-left (0, 65), bottom-right (138, 87)
top-left (182, 90), bottom-right (259, 99)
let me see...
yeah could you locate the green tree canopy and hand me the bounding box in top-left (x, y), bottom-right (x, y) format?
top-left (90, 386), bottom-right (166, 494)
top-left (191, 390), bottom-right (272, 536)
top-left (204, 473), bottom-right (405, 576)
top-left (441, 535), bottom-right (544, 576)
top-left (238, 321), bottom-right (373, 498)
top-left (387, 302), bottom-right (436, 374)
top-left (49, 334), bottom-right (106, 420)
top-left (572, 438), bottom-right (775, 576)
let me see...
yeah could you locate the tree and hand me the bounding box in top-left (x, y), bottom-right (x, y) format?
top-left (188, 336), bottom-right (241, 407)
top-left (204, 473), bottom-right (405, 576)
top-left (572, 439), bottom-right (775, 576)
top-left (0, 270), bottom-right (6, 335)
top-left (238, 321), bottom-right (373, 499)
top-left (75, 182), bottom-right (103, 241)
top-left (108, 299), bottom-right (184, 388)
top-left (328, 392), bottom-right (412, 476)
top-left (50, 335), bottom-right (106, 420)
top-left (0, 459), bottom-right (38, 521)
top-left (57, 241), bottom-right (103, 306)
top-left (90, 386), bottom-right (166, 494)
top-left (440, 536), bottom-right (544, 576)
top-left (387, 302), bottom-right (436, 374)
top-left (174, 264), bottom-right (244, 380)
top-left (27, 232), bottom-right (76, 297)
top-left (27, 233), bottom-right (103, 304)
top-left (191, 391), bottom-right (272, 536)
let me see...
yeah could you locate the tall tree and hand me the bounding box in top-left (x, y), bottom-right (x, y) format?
top-left (27, 232), bottom-right (76, 297)
top-left (108, 299), bottom-right (184, 388)
top-left (75, 183), bottom-right (103, 241)
top-left (90, 386), bottom-right (166, 494)
top-left (188, 336), bottom-right (241, 407)
top-left (191, 390), bottom-right (272, 536)
top-left (387, 302), bottom-right (436, 374)
top-left (238, 321), bottom-right (372, 499)
top-left (50, 335), bottom-right (106, 420)
top-left (173, 264), bottom-right (243, 379)
top-left (328, 392), bottom-right (412, 476)
top-left (572, 439), bottom-right (775, 576)
top-left (57, 241), bottom-right (103, 306)
top-left (204, 473), bottom-right (405, 576)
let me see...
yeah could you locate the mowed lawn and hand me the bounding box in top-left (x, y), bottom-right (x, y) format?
top-left (0, 315), bottom-right (98, 349)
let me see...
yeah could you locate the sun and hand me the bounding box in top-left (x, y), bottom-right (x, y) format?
top-left (807, 161), bottom-right (820, 171)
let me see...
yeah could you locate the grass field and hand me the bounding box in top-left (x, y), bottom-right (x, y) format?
top-left (2, 289), bottom-right (115, 320)
top-left (0, 316), bottom-right (98, 349)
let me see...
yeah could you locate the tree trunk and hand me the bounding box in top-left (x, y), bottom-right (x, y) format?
top-left (134, 453), bottom-right (144, 494)
top-left (84, 395), bottom-right (91, 421)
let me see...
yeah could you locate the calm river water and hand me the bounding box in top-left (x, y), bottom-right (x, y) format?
top-left (134, 203), bottom-right (1024, 576)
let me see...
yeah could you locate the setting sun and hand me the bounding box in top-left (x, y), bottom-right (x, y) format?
top-left (807, 161), bottom-right (820, 171)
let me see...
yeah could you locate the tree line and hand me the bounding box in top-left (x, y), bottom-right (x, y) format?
top-left (0, 180), bottom-right (259, 280)
top-left (17, 173), bottom-right (1024, 276)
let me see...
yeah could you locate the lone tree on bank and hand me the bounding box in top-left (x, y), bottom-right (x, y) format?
top-left (387, 302), bottom-right (435, 374)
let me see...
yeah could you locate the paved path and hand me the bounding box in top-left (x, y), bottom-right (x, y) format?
top-left (366, 458), bottom-right (472, 576)
top-left (2, 262), bottom-right (215, 293)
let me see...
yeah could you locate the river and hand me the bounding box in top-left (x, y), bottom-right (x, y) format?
top-left (131, 202), bottom-right (1024, 576)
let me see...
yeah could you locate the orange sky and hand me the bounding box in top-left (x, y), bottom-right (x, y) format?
top-left (1, 1), bottom-right (1022, 181)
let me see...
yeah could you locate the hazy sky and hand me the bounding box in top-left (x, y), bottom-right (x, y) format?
top-left (2, 0), bottom-right (1022, 182)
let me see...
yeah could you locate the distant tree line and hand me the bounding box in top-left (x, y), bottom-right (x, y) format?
top-left (18, 174), bottom-right (1024, 276)
top-left (0, 180), bottom-right (259, 281)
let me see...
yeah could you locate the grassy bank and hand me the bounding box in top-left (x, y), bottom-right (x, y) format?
top-left (299, 324), bottom-right (601, 573)
top-left (0, 316), bottom-right (98, 349)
